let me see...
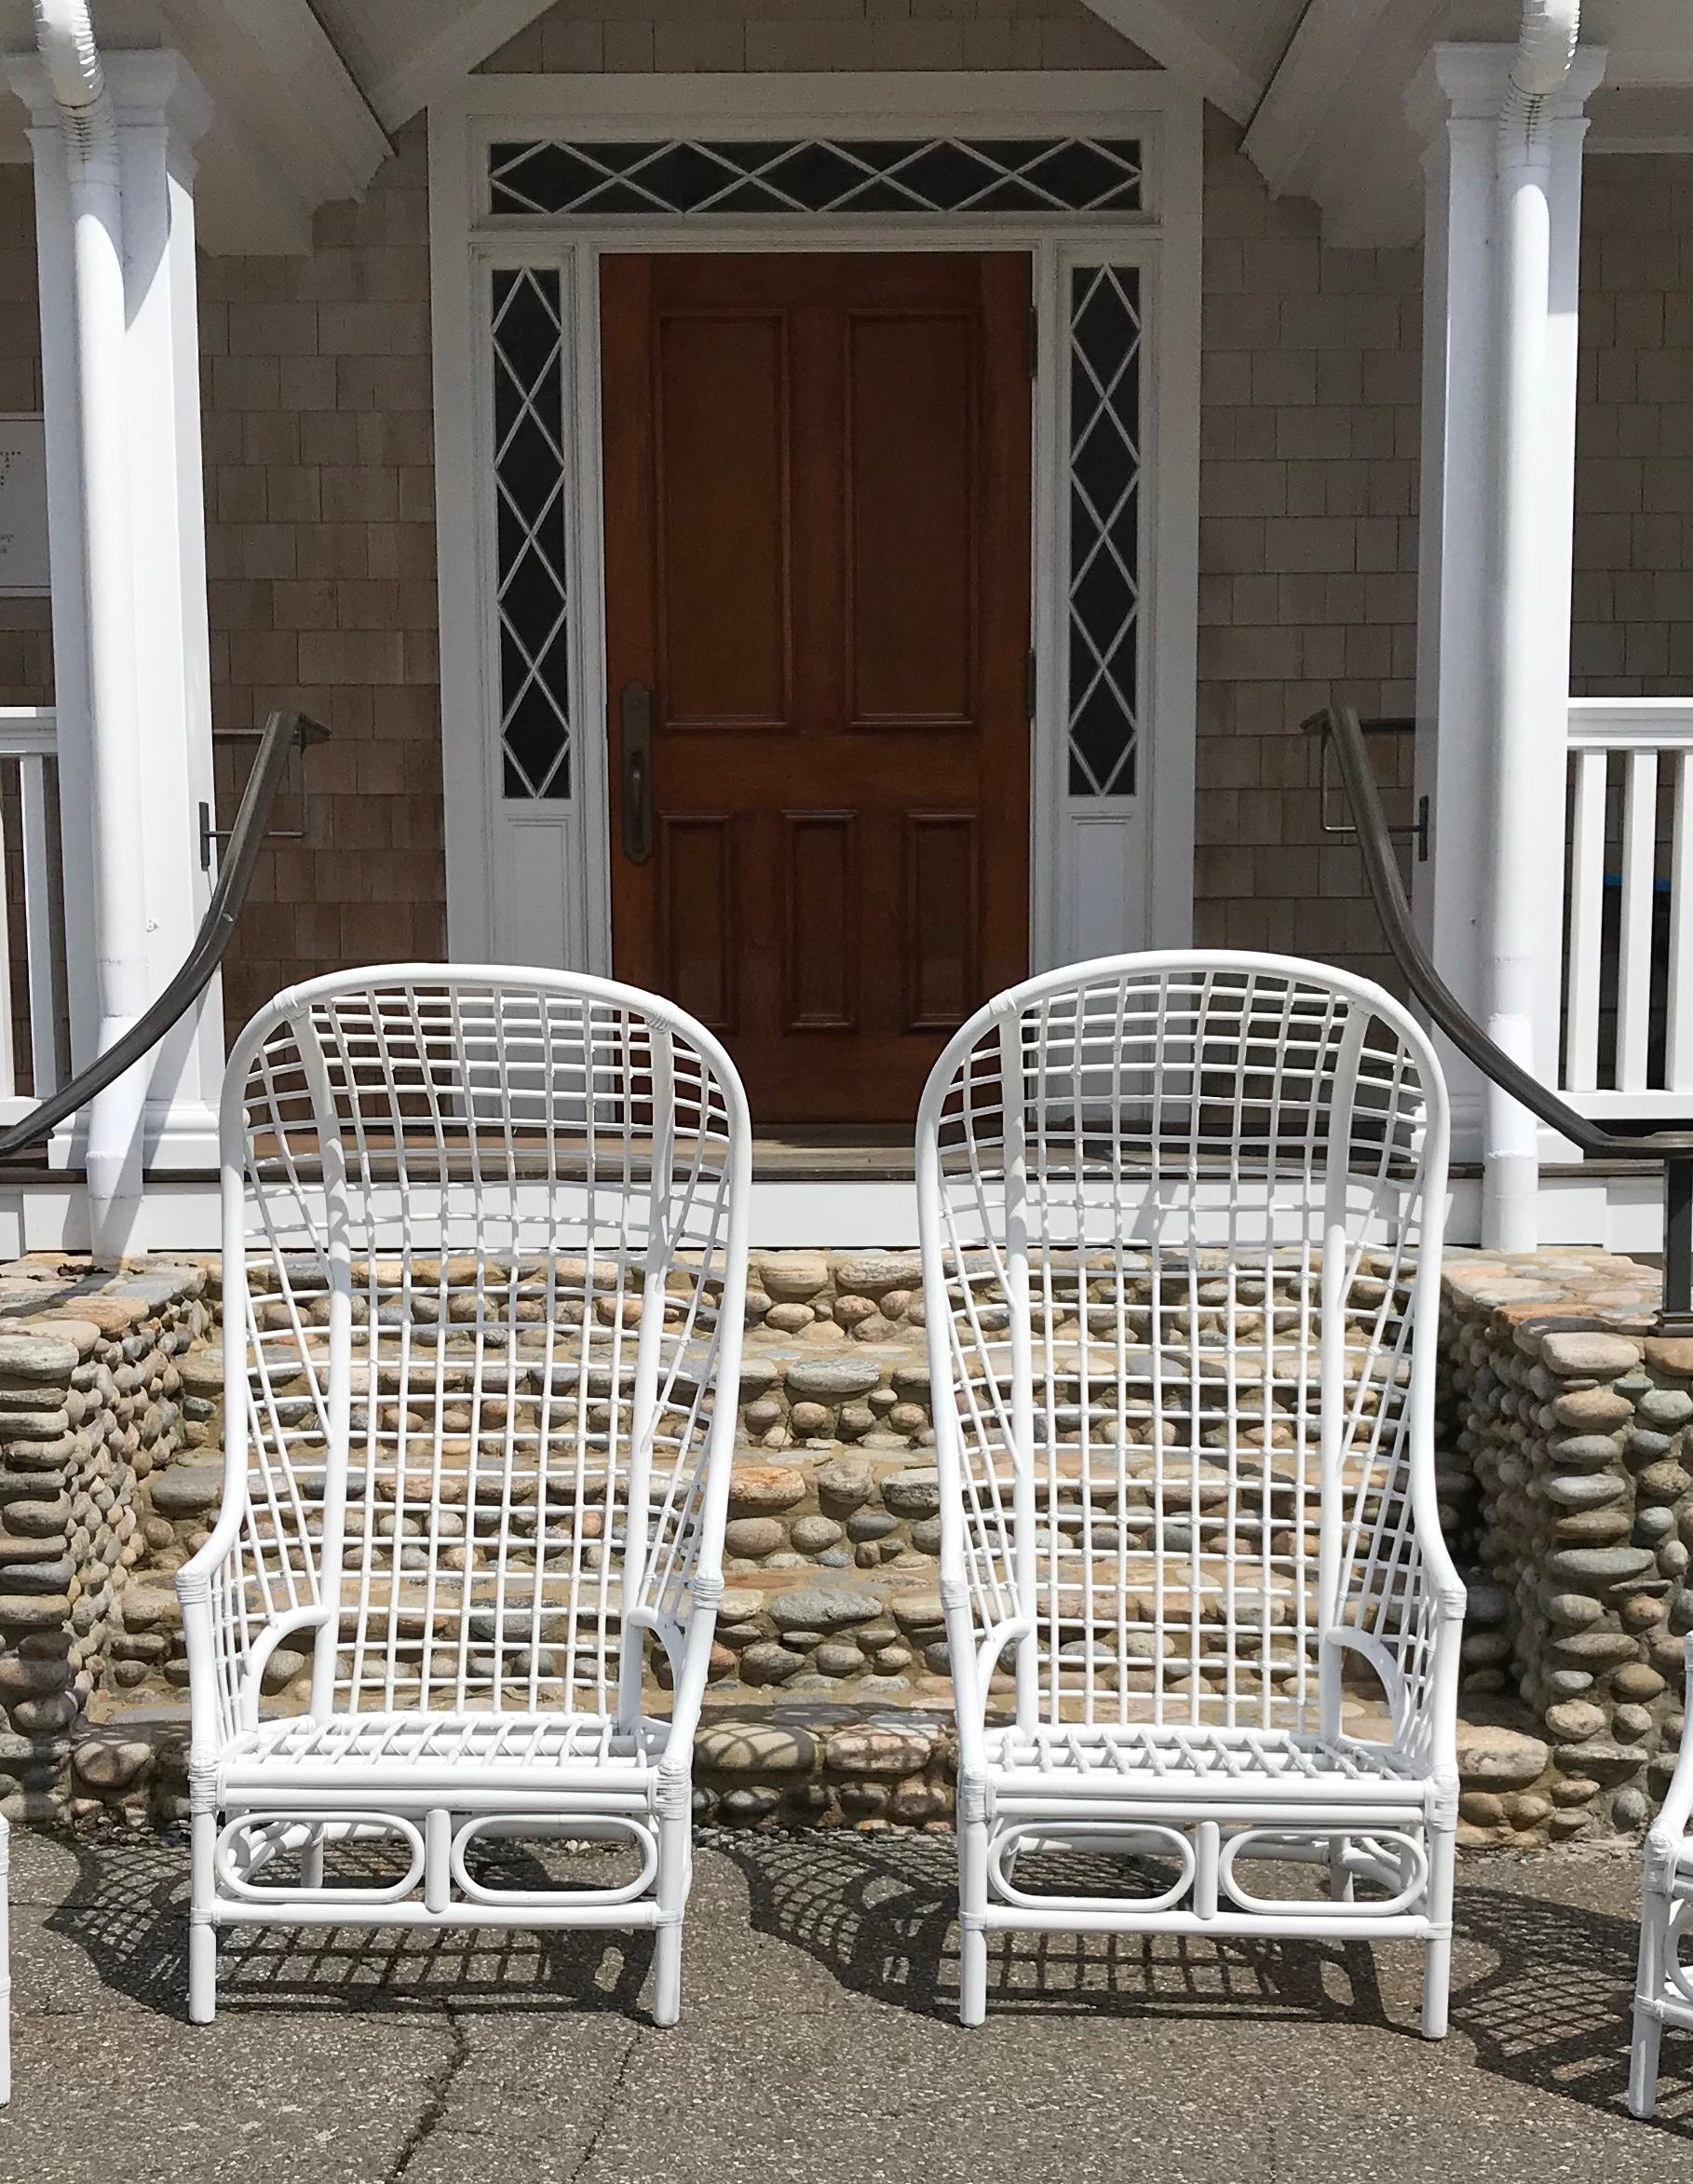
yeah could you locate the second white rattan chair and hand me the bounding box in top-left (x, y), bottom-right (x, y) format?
top-left (1632, 1632), bottom-right (1693, 2117)
top-left (916, 951), bottom-right (1464, 2032)
top-left (178, 966), bottom-right (750, 2024)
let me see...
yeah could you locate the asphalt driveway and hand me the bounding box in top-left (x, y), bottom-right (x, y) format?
top-left (0, 1826), bottom-right (1685, 2182)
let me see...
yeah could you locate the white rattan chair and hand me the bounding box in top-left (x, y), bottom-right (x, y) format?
top-left (916, 952), bottom-right (1464, 2032)
top-left (178, 966), bottom-right (750, 2024)
top-left (1632, 1632), bottom-right (1693, 2116)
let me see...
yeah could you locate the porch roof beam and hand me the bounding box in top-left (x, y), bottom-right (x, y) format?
top-left (1075, 1), bottom-right (1264, 124)
top-left (204, 0), bottom-right (390, 198)
top-left (366, 0), bottom-right (566, 129)
top-left (1241, 0), bottom-right (1405, 199)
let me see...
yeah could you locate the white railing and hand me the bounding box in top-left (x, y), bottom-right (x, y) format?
top-left (0, 709), bottom-right (63, 1124)
top-left (1561, 699), bottom-right (1693, 1122)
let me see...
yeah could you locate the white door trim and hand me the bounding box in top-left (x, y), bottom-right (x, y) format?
top-left (429, 72), bottom-right (1200, 980)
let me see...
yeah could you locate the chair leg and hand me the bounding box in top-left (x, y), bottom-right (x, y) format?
top-left (1631, 1888), bottom-right (1668, 2120)
top-left (1327, 1836), bottom-right (1355, 1905)
top-left (1421, 1821), bottom-right (1456, 2042)
top-left (957, 1811), bottom-right (990, 2029)
top-left (189, 1806), bottom-right (218, 2026)
top-left (650, 1806), bottom-right (689, 2028)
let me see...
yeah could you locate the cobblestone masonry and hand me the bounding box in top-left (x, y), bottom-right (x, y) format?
top-left (1441, 1250), bottom-right (1689, 1847)
top-left (0, 1246), bottom-right (1682, 1841)
top-left (0, 1257), bottom-right (211, 1819)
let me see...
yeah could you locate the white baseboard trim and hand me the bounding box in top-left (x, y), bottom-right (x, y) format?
top-left (0, 1168), bottom-right (1668, 1261)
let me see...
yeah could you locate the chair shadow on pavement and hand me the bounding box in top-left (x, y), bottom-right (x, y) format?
top-left (719, 1831), bottom-right (1693, 2137)
top-left (45, 1825), bottom-right (1693, 2135)
top-left (47, 1828), bottom-right (656, 2024)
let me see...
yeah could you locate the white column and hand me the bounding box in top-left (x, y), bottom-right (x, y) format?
top-left (111, 52), bottom-right (223, 1173)
top-left (7, 50), bottom-right (223, 1191)
top-left (8, 85), bottom-right (97, 1092)
top-left (1405, 41), bottom-right (1605, 1240)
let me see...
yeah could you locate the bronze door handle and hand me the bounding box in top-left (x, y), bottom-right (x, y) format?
top-left (621, 679), bottom-right (654, 864)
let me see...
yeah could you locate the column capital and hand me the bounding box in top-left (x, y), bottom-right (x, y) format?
top-left (5, 48), bottom-right (212, 166)
top-left (1406, 39), bottom-right (1607, 146)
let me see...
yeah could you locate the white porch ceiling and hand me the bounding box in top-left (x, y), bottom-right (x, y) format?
top-left (1, 1), bottom-right (1692, 251)
top-left (1241, 0), bottom-right (1693, 247)
top-left (0, 0), bottom-right (391, 251)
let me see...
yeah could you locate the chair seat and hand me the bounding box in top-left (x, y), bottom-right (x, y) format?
top-left (982, 1723), bottom-right (1428, 1806)
top-left (219, 1710), bottom-right (669, 1801)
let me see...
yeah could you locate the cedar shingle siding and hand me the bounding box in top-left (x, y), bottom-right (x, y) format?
top-left (0, 7), bottom-right (1686, 1036)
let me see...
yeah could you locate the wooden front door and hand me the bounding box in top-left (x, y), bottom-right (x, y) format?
top-left (601, 251), bottom-right (1032, 1124)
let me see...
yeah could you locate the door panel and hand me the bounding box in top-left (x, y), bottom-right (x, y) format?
top-left (602, 251), bottom-right (1031, 1123)
top-left (657, 811), bottom-right (736, 1031)
top-left (783, 811), bottom-right (858, 1031)
top-left (846, 312), bottom-right (976, 725)
top-left (904, 812), bottom-right (981, 1030)
top-left (656, 312), bottom-right (791, 728)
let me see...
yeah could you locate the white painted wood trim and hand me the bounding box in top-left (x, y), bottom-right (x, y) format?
top-left (1617, 747), bottom-right (1659, 1096)
top-left (374, 0), bottom-right (562, 130)
top-left (451, 69), bottom-right (1192, 138)
top-left (1563, 744), bottom-right (1606, 1097)
top-left (1146, 90), bottom-right (1201, 950)
top-left (0, 1165), bottom-right (1669, 1259)
top-left (1669, 749), bottom-right (1693, 1093)
top-left (217, 0), bottom-right (391, 191)
top-left (1241, 0), bottom-right (1396, 199)
top-left (0, 707), bottom-right (56, 756)
top-left (1568, 697), bottom-right (1693, 749)
top-left (428, 98), bottom-right (494, 963)
top-left (1075, 4), bottom-right (1261, 124)
top-left (429, 74), bottom-right (1202, 982)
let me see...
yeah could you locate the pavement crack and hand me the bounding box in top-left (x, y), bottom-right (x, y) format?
top-left (389, 2006), bottom-right (471, 2184)
top-left (563, 2022), bottom-right (642, 2184)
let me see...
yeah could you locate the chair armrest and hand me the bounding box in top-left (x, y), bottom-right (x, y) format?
top-left (175, 1472), bottom-right (327, 1752)
top-left (950, 1613), bottom-right (1028, 1783)
top-left (630, 1588), bottom-right (715, 1782)
top-left (174, 1519), bottom-right (248, 1760)
top-left (1648, 1632), bottom-right (1693, 1863)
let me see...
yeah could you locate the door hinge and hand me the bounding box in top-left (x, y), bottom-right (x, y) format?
top-left (1025, 646), bottom-right (1037, 721)
top-left (1028, 305), bottom-right (1039, 376)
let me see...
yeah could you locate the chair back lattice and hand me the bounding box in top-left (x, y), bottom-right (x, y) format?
top-left (209, 967), bottom-right (750, 1740)
top-left (915, 954), bottom-right (1450, 1746)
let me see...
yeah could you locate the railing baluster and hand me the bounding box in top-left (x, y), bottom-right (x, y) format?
top-left (18, 754), bottom-right (60, 1098)
top-left (1671, 750), bottom-right (1693, 1094)
top-left (1564, 746), bottom-right (1607, 1094)
top-left (1618, 747), bottom-right (1659, 1094)
top-left (0, 772), bottom-right (15, 1103)
top-left (0, 712), bottom-right (62, 1122)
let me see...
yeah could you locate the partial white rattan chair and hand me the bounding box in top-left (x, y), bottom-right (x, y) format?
top-left (916, 952), bottom-right (1465, 2032)
top-left (178, 966), bottom-right (750, 2024)
top-left (1632, 1631), bottom-right (1693, 2117)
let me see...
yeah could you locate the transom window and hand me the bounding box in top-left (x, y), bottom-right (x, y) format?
top-left (488, 136), bottom-right (1143, 218)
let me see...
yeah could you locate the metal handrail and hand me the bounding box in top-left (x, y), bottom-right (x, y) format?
top-left (1306, 703), bottom-right (1693, 1329)
top-left (0, 709), bottom-right (328, 1163)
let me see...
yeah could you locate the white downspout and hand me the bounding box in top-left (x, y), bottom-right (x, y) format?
top-left (1483, 0), bottom-right (1580, 1251)
top-left (34, 0), bottom-right (149, 1258)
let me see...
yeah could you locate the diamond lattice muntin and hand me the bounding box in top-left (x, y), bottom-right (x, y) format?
top-left (1066, 264), bottom-right (1142, 798)
top-left (488, 136), bottom-right (1142, 217)
top-left (493, 267), bottom-right (570, 800)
